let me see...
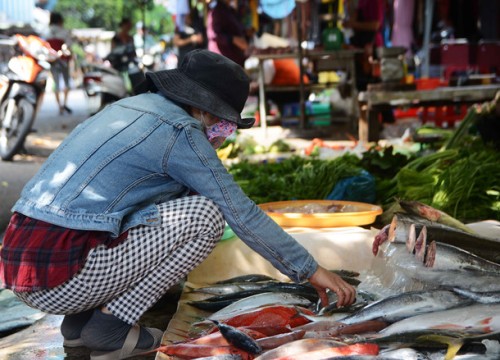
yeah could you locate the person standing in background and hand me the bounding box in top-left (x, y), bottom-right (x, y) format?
top-left (112, 18), bottom-right (135, 50)
top-left (46, 12), bottom-right (73, 115)
top-left (343, 0), bottom-right (395, 124)
top-left (391, 0), bottom-right (415, 60)
top-left (109, 18), bottom-right (139, 94)
top-left (206, 0), bottom-right (251, 67)
top-left (343, 0), bottom-right (385, 90)
top-left (173, 9), bottom-right (207, 64)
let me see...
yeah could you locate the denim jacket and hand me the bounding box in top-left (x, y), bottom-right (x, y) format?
top-left (13, 93), bottom-right (317, 283)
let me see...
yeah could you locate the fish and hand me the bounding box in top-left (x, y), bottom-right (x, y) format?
top-left (315, 290), bottom-right (378, 316)
top-left (194, 305), bottom-right (313, 329)
top-left (186, 282), bottom-right (275, 296)
top-left (194, 356), bottom-right (244, 360)
top-left (253, 338), bottom-right (369, 360)
top-left (255, 329), bottom-right (306, 350)
top-left (422, 240), bottom-right (500, 273)
top-left (375, 239), bottom-right (500, 292)
top-left (215, 274), bottom-right (277, 284)
top-left (385, 220), bottom-right (500, 274)
top-left (303, 289), bottom-right (471, 325)
top-left (188, 282), bottom-right (320, 311)
top-left (398, 200), bottom-right (474, 234)
top-left (208, 292), bottom-right (313, 321)
top-left (211, 320), bottom-right (262, 355)
top-left (300, 320), bottom-right (389, 339)
top-left (377, 213), bottom-right (500, 264)
top-left (378, 303), bottom-right (500, 337)
top-left (451, 288), bottom-right (500, 304)
top-left (156, 344), bottom-right (252, 359)
top-left (186, 327), bottom-right (266, 346)
top-left (367, 328), bottom-right (500, 360)
top-left (257, 342), bottom-right (380, 360)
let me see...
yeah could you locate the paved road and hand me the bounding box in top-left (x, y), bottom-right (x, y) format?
top-left (0, 88), bottom-right (90, 234)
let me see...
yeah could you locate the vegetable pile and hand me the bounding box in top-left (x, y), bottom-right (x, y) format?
top-left (228, 155), bottom-right (362, 205)
top-left (223, 93), bottom-right (500, 223)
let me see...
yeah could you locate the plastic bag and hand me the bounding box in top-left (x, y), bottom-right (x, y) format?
top-left (326, 170), bottom-right (376, 203)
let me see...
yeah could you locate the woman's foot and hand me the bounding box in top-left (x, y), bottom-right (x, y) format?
top-left (81, 308), bottom-right (163, 359)
top-left (61, 309), bottom-right (95, 347)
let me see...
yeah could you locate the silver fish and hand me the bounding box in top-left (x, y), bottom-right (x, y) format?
top-left (382, 213), bottom-right (500, 264)
top-left (379, 303), bottom-right (500, 336)
top-left (452, 288), bottom-right (500, 304)
top-left (327, 289), bottom-right (470, 325)
top-left (374, 230), bottom-right (500, 291)
top-left (423, 239), bottom-right (500, 273)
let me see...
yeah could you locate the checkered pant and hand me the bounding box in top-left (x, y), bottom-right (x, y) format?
top-left (16, 196), bottom-right (224, 325)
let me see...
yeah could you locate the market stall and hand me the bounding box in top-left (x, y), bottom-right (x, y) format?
top-left (152, 93), bottom-right (500, 357)
top-left (358, 84), bottom-right (500, 142)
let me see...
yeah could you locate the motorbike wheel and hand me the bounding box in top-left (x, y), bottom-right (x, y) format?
top-left (0, 98), bottom-right (35, 161)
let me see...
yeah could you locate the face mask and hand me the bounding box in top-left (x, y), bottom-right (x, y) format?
top-left (202, 115), bottom-right (237, 149)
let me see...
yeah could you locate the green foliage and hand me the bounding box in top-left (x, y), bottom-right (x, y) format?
top-left (55, 0), bottom-right (122, 29)
top-left (379, 145), bottom-right (500, 222)
top-left (228, 155), bottom-right (362, 204)
top-left (54, 0), bottom-right (174, 35)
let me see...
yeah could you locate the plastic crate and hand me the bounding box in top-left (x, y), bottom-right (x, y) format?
top-left (441, 40), bottom-right (477, 67)
top-left (477, 41), bottom-right (500, 74)
top-left (306, 102), bottom-right (331, 126)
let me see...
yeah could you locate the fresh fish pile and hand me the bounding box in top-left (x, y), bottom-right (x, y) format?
top-left (156, 206), bottom-right (500, 360)
top-left (157, 262), bottom-right (500, 360)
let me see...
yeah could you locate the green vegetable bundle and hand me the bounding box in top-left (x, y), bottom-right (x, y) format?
top-left (380, 146), bottom-right (500, 222)
top-left (228, 155), bottom-right (362, 204)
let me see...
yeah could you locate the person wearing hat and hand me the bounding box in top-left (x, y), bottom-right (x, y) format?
top-left (0, 50), bottom-right (356, 359)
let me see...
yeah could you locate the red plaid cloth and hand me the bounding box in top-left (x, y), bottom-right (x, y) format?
top-left (0, 213), bottom-right (127, 292)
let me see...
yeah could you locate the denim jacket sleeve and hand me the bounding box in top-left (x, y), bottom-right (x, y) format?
top-left (166, 124), bottom-right (318, 283)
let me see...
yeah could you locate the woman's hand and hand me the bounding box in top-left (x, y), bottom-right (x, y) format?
top-left (308, 265), bottom-right (356, 308)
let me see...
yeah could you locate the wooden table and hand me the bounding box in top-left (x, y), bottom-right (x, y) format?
top-left (358, 84), bottom-right (500, 142)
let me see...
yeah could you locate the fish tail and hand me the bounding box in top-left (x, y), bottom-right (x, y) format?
top-left (416, 335), bottom-right (464, 360)
top-left (373, 224), bottom-right (391, 256)
top-left (424, 240), bottom-right (437, 267)
top-left (415, 226), bottom-right (427, 262)
top-left (388, 215), bottom-right (398, 243)
top-left (444, 339), bottom-right (465, 360)
top-left (406, 223), bottom-right (416, 253)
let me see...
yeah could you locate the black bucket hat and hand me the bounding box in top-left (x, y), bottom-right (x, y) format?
top-left (146, 50), bottom-right (255, 129)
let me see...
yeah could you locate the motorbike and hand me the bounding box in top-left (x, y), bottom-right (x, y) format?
top-left (0, 34), bottom-right (57, 161)
top-left (82, 43), bottom-right (147, 115)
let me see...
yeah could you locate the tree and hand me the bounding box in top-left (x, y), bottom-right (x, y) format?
top-left (54, 0), bottom-right (124, 30)
top-left (53, 0), bottom-right (174, 35)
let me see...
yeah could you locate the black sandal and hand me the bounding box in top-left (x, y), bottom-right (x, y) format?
top-left (89, 325), bottom-right (163, 360)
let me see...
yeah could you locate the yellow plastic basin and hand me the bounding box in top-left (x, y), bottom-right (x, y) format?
top-left (259, 200), bottom-right (383, 228)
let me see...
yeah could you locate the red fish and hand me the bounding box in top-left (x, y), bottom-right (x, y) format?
top-left (241, 325), bottom-right (294, 337)
top-left (222, 305), bottom-right (313, 328)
